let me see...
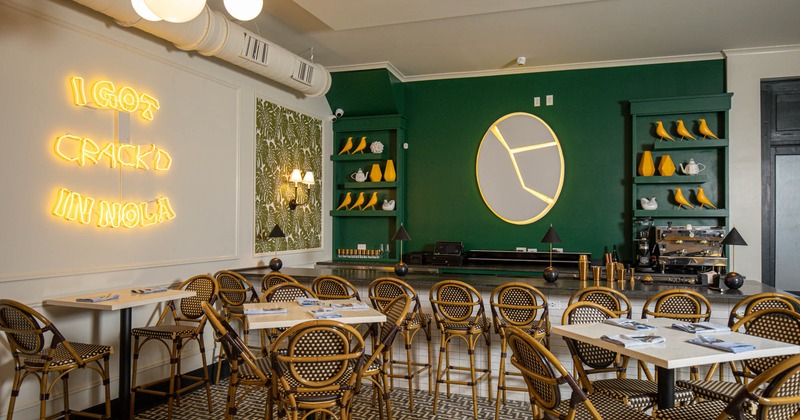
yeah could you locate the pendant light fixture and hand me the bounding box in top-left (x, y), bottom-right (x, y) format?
top-left (131, 0), bottom-right (161, 21)
top-left (224, 0), bottom-right (264, 21)
top-left (143, 0), bottom-right (207, 23)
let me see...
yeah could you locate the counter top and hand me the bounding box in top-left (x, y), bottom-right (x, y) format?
top-left (234, 266), bottom-right (778, 303)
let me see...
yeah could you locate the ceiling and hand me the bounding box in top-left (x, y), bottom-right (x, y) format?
top-left (208, 0), bottom-right (800, 80)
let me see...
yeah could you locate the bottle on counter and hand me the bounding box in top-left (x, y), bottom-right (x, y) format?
top-left (612, 245), bottom-right (619, 264)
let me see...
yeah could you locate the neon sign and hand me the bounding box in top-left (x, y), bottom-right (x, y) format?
top-left (53, 76), bottom-right (175, 228)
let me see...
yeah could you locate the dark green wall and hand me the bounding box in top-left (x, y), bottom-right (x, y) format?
top-left (329, 61), bottom-right (726, 261)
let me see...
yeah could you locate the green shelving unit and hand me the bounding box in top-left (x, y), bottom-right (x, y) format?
top-left (331, 115), bottom-right (406, 262)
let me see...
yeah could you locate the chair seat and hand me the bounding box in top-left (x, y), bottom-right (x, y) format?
top-left (24, 341), bottom-right (112, 368)
top-left (132, 325), bottom-right (198, 339)
top-left (238, 357), bottom-right (271, 381)
top-left (553, 391), bottom-right (651, 419)
top-left (595, 378), bottom-right (694, 408)
top-left (441, 316), bottom-right (487, 331)
top-left (676, 379), bottom-right (745, 403)
top-left (655, 399), bottom-right (753, 420)
top-left (227, 306), bottom-right (245, 315)
top-left (497, 320), bottom-right (547, 339)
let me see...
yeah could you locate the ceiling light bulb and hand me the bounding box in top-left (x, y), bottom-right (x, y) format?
top-left (224, 0), bottom-right (263, 21)
top-left (143, 0), bottom-right (206, 23)
top-left (132, 0), bottom-right (161, 21)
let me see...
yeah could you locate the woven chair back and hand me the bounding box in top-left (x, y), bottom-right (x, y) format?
top-left (312, 275), bottom-right (360, 300)
top-left (729, 292), bottom-right (800, 327)
top-left (491, 282), bottom-right (548, 327)
top-left (262, 283), bottom-right (316, 303)
top-left (0, 299), bottom-right (51, 355)
top-left (430, 280), bottom-right (482, 323)
top-left (202, 302), bottom-right (268, 383)
top-left (642, 289), bottom-right (711, 323)
top-left (755, 354), bottom-right (800, 420)
top-left (178, 274), bottom-right (218, 319)
top-left (569, 286), bottom-right (632, 319)
top-left (214, 270), bottom-right (257, 307)
top-left (563, 301), bottom-right (619, 369)
top-left (260, 272), bottom-right (299, 292)
top-left (732, 309), bottom-right (800, 377)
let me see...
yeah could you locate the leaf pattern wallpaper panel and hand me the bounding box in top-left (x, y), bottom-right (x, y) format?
top-left (255, 98), bottom-right (322, 254)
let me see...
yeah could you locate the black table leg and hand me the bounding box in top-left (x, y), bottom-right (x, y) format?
top-left (119, 308), bottom-right (132, 419)
top-left (657, 366), bottom-right (675, 409)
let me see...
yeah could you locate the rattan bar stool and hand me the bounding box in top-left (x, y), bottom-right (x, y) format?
top-left (213, 270), bottom-right (260, 384)
top-left (490, 282), bottom-right (550, 420)
top-left (202, 302), bottom-right (273, 420)
top-left (260, 272), bottom-right (299, 293)
top-left (367, 277), bottom-right (432, 411)
top-left (312, 275), bottom-right (361, 300)
top-left (0, 299), bottom-right (114, 420)
top-left (505, 325), bottom-right (650, 420)
top-left (129, 274), bottom-right (218, 419)
top-left (429, 279), bottom-right (492, 419)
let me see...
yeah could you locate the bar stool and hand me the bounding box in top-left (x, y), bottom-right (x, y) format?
top-left (213, 270), bottom-right (259, 383)
top-left (130, 274), bottom-right (218, 419)
top-left (0, 299), bottom-right (114, 420)
top-left (490, 282), bottom-right (549, 420)
top-left (569, 286), bottom-right (633, 319)
top-left (368, 277), bottom-right (432, 411)
top-left (429, 279), bottom-right (492, 419)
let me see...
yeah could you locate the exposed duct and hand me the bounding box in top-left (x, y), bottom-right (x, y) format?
top-left (72, 0), bottom-right (331, 97)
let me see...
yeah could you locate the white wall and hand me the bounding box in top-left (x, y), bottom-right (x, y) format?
top-left (0, 0), bottom-right (332, 417)
top-left (725, 45), bottom-right (800, 283)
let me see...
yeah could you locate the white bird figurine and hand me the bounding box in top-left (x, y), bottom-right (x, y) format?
top-left (382, 199), bottom-right (396, 211)
top-left (640, 197), bottom-right (658, 211)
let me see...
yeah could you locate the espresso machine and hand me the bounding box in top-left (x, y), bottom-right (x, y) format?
top-left (634, 217), bottom-right (654, 270)
top-left (655, 224), bottom-right (727, 273)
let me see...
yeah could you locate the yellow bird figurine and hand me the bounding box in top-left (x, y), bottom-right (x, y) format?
top-left (655, 121), bottom-right (674, 142)
top-left (675, 120), bottom-right (696, 141)
top-left (673, 187), bottom-right (694, 209)
top-left (349, 192), bottom-right (365, 210)
top-left (695, 187), bottom-right (717, 209)
top-left (362, 192), bottom-right (379, 211)
top-left (697, 118), bottom-right (719, 139)
top-left (338, 137), bottom-right (353, 155)
top-left (336, 192), bottom-right (352, 211)
top-left (352, 136), bottom-right (367, 154)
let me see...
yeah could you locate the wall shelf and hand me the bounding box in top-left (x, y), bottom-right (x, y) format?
top-left (634, 175), bottom-right (709, 184)
top-left (633, 209), bottom-right (729, 218)
top-left (331, 151), bottom-right (388, 161)
top-left (653, 139), bottom-right (729, 150)
top-left (343, 181), bottom-right (397, 189)
top-left (330, 210), bottom-right (397, 217)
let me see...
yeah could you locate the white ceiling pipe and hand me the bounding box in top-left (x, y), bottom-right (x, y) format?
top-left (71, 0), bottom-right (331, 97)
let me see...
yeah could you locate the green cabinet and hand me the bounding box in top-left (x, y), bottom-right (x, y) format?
top-left (331, 115), bottom-right (406, 262)
top-left (630, 93), bottom-right (732, 253)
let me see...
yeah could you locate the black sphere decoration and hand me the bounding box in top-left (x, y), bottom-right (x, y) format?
top-left (269, 257), bottom-right (283, 271)
top-left (394, 262), bottom-right (409, 276)
top-left (723, 272), bottom-right (744, 290)
top-left (543, 266), bottom-right (559, 283)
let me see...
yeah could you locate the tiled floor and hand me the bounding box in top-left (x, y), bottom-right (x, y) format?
top-left (134, 380), bottom-right (533, 419)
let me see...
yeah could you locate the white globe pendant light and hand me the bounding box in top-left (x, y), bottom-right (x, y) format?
top-left (131, 0), bottom-right (161, 21)
top-left (143, 0), bottom-right (207, 23)
top-left (223, 0), bottom-right (263, 21)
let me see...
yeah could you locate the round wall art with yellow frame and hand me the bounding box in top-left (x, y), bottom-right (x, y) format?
top-left (476, 112), bottom-right (565, 225)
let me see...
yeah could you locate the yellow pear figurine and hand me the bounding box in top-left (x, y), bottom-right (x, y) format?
top-left (352, 136), bottom-right (367, 153)
top-left (336, 192), bottom-right (352, 211)
top-left (655, 121), bottom-right (675, 141)
top-left (369, 163), bottom-right (382, 182)
top-left (349, 192), bottom-right (365, 210)
top-left (362, 192), bottom-right (379, 211)
top-left (338, 137), bottom-right (353, 155)
top-left (658, 154), bottom-right (676, 176)
top-left (697, 118), bottom-right (719, 139)
top-left (638, 151), bottom-right (655, 176)
top-left (673, 187), bottom-right (695, 209)
top-left (695, 187), bottom-right (717, 209)
top-left (675, 120), bottom-right (696, 141)
top-left (383, 159), bottom-right (396, 182)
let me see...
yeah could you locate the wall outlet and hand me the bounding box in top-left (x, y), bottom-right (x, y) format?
top-left (546, 95), bottom-right (554, 106)
top-left (527, 248), bottom-right (537, 252)
top-left (548, 301), bottom-right (562, 310)
top-left (357, 244), bottom-right (366, 250)
top-left (553, 247), bottom-right (564, 252)
top-left (534, 97), bottom-right (541, 107)
top-left (516, 246), bottom-right (527, 252)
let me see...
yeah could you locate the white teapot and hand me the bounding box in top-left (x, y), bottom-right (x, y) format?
top-left (351, 168), bottom-right (367, 182)
top-left (678, 158), bottom-right (706, 175)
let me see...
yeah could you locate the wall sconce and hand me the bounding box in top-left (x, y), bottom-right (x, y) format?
top-left (288, 169), bottom-right (315, 210)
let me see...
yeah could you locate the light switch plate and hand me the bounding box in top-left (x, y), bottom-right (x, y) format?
top-left (546, 95), bottom-right (554, 106)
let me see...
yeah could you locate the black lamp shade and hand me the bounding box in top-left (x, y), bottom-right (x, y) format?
top-left (392, 224), bottom-right (412, 241)
top-left (540, 225), bottom-right (562, 244)
top-left (721, 227), bottom-right (747, 246)
top-left (268, 224), bottom-right (286, 238)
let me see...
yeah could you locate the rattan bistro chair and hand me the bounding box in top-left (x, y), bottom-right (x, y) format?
top-left (367, 277), bottom-right (432, 411)
top-left (656, 353), bottom-right (800, 420)
top-left (676, 308), bottom-right (800, 406)
top-left (562, 301), bottom-right (694, 411)
top-left (270, 320), bottom-right (365, 420)
top-left (505, 325), bottom-right (650, 420)
top-left (429, 280), bottom-right (492, 419)
top-left (260, 272), bottom-right (299, 293)
top-left (728, 291), bottom-right (800, 328)
top-left (214, 270), bottom-right (260, 384)
top-left (202, 302), bottom-right (273, 420)
top-left (360, 294), bottom-right (411, 420)
top-left (311, 275), bottom-right (361, 301)
top-left (259, 283), bottom-right (317, 352)
top-left (489, 282), bottom-right (550, 420)
top-left (130, 274), bottom-right (218, 419)
top-left (568, 286), bottom-right (633, 319)
top-left (0, 299), bottom-right (113, 420)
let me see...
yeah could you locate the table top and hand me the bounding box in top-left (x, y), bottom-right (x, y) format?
top-left (552, 318), bottom-right (800, 370)
top-left (43, 288), bottom-right (194, 311)
top-left (245, 299), bottom-right (386, 330)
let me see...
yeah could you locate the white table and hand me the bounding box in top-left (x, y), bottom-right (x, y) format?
top-left (244, 299), bottom-right (386, 330)
top-left (552, 318), bottom-right (800, 409)
top-left (44, 288), bottom-right (194, 419)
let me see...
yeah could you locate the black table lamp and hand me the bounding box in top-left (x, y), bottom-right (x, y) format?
top-left (541, 224), bottom-right (562, 283)
top-left (268, 224), bottom-right (286, 271)
top-left (721, 227), bottom-right (747, 290)
top-left (392, 224), bottom-right (411, 276)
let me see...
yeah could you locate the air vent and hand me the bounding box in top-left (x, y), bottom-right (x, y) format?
top-left (292, 59), bottom-right (314, 85)
top-left (240, 32), bottom-right (269, 66)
